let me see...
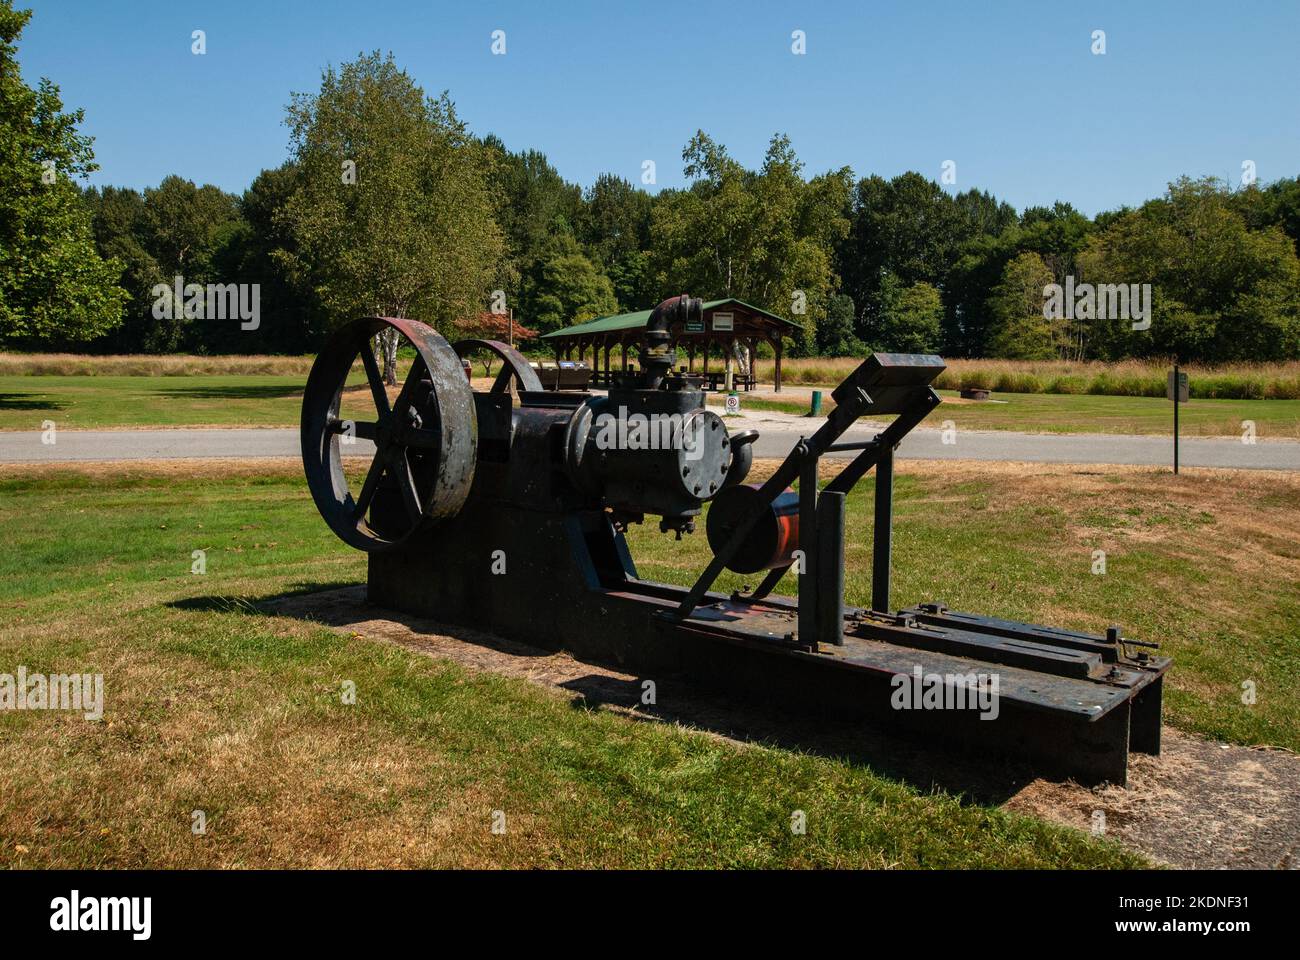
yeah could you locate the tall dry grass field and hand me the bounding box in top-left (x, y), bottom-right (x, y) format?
top-left (5, 351), bottom-right (1300, 400)
top-left (0, 352), bottom-right (316, 377)
top-left (762, 357), bottom-right (1300, 400)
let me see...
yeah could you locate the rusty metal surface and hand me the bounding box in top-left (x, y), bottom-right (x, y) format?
top-left (300, 295), bottom-right (1170, 785)
top-left (674, 591), bottom-right (1153, 719)
top-left (302, 316), bottom-right (477, 552)
top-left (451, 338), bottom-right (543, 394)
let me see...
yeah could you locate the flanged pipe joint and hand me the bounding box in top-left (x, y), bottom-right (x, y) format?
top-left (640, 294), bottom-right (700, 389)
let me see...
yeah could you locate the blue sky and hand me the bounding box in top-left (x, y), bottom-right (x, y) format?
top-left (18, 0), bottom-right (1300, 215)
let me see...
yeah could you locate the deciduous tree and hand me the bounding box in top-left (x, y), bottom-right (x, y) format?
top-left (0, 0), bottom-right (125, 345)
top-left (279, 52), bottom-right (504, 381)
top-left (987, 252), bottom-right (1057, 359)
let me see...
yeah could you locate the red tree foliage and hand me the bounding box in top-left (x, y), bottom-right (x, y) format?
top-left (452, 312), bottom-right (538, 343)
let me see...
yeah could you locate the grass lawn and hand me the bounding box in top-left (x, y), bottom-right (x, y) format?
top-left (0, 461), bottom-right (1162, 870)
top-left (0, 374), bottom-right (309, 429)
top-left (627, 460), bottom-right (1300, 754)
top-left (5, 373), bottom-right (1299, 438)
top-left (930, 391), bottom-right (1300, 438)
top-left (2, 459), bottom-right (1296, 868)
top-left (714, 390), bottom-right (1300, 439)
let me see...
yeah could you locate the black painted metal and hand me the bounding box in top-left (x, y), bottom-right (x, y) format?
top-left (816, 490), bottom-right (845, 647)
top-left (302, 310), bottom-right (1171, 785)
top-left (451, 338), bottom-right (544, 395)
top-left (673, 353), bottom-right (944, 623)
top-left (704, 485), bottom-right (799, 573)
top-left (301, 316), bottom-right (476, 552)
top-left (872, 446), bottom-right (894, 613)
top-left (797, 452), bottom-right (819, 647)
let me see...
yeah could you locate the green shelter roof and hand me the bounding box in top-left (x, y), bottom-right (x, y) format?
top-left (539, 298), bottom-right (801, 340)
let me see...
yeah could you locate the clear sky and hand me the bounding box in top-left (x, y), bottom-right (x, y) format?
top-left (17, 0), bottom-right (1300, 215)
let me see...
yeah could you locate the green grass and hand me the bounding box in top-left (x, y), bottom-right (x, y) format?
top-left (6, 372), bottom-right (1300, 438)
top-left (0, 374), bottom-right (308, 429)
top-left (0, 463), bottom-right (1149, 869)
top-left (930, 391), bottom-right (1300, 438)
top-left (627, 464), bottom-right (1300, 753)
top-left (0, 364), bottom-right (421, 431)
top-left (713, 390), bottom-right (1300, 439)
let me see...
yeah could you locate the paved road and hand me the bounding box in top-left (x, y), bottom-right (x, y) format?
top-left (3, 415), bottom-right (1297, 470)
top-left (741, 413), bottom-right (1300, 470)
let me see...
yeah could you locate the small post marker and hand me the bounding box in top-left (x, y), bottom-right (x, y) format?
top-left (724, 391), bottom-right (741, 416)
top-left (809, 390), bottom-right (823, 417)
top-left (1167, 364), bottom-right (1188, 474)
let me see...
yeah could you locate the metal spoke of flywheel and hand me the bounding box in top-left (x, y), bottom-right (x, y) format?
top-left (491, 364), bottom-right (515, 393)
top-left (302, 316), bottom-right (476, 552)
top-left (395, 453), bottom-right (422, 522)
top-left (352, 451), bottom-right (386, 524)
top-left (330, 418), bottom-right (378, 441)
top-left (392, 356), bottom-right (428, 417)
top-left (361, 347), bottom-right (390, 417)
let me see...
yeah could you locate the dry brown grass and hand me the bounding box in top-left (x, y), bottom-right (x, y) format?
top-left (2, 611), bottom-right (514, 868)
top-left (752, 455), bottom-right (1300, 488)
top-left (0, 352), bottom-right (315, 377)
top-left (0, 458), bottom-right (312, 480)
top-left (768, 356), bottom-right (1300, 380)
top-left (4, 457), bottom-right (1295, 867)
top-left (762, 357), bottom-right (1300, 398)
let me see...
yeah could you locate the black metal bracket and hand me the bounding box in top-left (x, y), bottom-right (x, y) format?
top-left (668, 353), bottom-right (946, 645)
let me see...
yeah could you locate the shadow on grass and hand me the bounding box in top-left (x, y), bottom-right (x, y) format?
top-left (155, 384), bottom-right (304, 400)
top-left (216, 582), bottom-right (1043, 805)
top-left (553, 674), bottom-right (1044, 806)
top-left (0, 392), bottom-right (65, 411)
top-left (167, 581), bottom-right (358, 616)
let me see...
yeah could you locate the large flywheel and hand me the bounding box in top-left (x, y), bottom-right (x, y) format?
top-left (450, 338), bottom-right (543, 395)
top-left (301, 317), bottom-right (477, 552)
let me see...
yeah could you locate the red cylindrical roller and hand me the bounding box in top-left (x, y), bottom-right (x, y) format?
top-left (705, 484), bottom-right (800, 574)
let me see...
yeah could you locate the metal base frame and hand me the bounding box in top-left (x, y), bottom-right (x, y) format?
top-left (369, 499), bottom-right (1168, 786)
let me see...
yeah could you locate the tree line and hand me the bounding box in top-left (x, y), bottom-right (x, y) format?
top-left (3, 4), bottom-right (1299, 363)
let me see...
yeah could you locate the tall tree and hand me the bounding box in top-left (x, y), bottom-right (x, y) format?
top-left (280, 51), bottom-right (504, 380)
top-left (0, 0), bottom-right (125, 345)
top-left (880, 281), bottom-right (943, 353)
top-left (577, 172), bottom-right (653, 309)
top-left (816, 293), bottom-right (863, 356)
top-left (85, 177), bottom-right (243, 352)
top-left (206, 162), bottom-right (322, 354)
top-left (485, 138), bottom-right (583, 261)
top-left (1080, 177), bottom-right (1300, 361)
top-left (649, 131), bottom-right (849, 352)
top-left (83, 185), bottom-right (160, 350)
top-left (987, 252), bottom-right (1058, 359)
top-left (839, 172), bottom-right (970, 347)
top-left (520, 234), bottom-right (618, 334)
top-left (943, 201), bottom-right (1092, 357)
top-left (482, 136), bottom-right (586, 320)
